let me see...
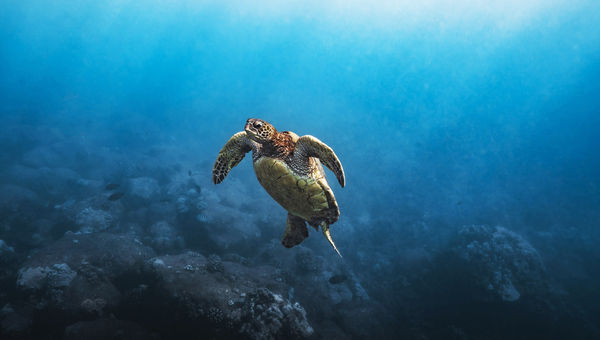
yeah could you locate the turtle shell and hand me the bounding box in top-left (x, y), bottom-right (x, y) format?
top-left (253, 156), bottom-right (339, 225)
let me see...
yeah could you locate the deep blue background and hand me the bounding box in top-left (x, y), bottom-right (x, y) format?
top-left (1, 1), bottom-right (599, 338)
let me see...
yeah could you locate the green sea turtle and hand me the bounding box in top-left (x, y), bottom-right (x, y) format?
top-left (212, 118), bottom-right (345, 257)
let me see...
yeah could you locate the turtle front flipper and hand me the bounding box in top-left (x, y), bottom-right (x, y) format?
top-left (213, 131), bottom-right (254, 184)
top-left (282, 213), bottom-right (309, 248)
top-left (295, 135), bottom-right (345, 187)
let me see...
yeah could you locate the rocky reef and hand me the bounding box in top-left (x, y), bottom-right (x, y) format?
top-left (2, 232), bottom-right (318, 339)
top-left (0, 226), bottom-right (377, 339)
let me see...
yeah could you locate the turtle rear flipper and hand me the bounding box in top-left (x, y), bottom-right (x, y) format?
top-left (282, 213), bottom-right (309, 248)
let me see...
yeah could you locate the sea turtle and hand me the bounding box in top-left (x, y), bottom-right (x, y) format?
top-left (212, 118), bottom-right (345, 256)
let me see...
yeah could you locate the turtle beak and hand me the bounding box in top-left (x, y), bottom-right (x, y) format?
top-left (244, 124), bottom-right (256, 140)
top-left (245, 119), bottom-right (262, 141)
top-left (320, 222), bottom-right (342, 258)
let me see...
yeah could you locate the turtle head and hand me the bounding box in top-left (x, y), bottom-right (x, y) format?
top-left (245, 118), bottom-right (277, 143)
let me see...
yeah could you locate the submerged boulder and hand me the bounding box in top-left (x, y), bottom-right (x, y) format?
top-left (0, 184), bottom-right (41, 214)
top-left (0, 240), bottom-right (14, 255)
top-left (0, 240), bottom-right (18, 303)
top-left (64, 319), bottom-right (158, 340)
top-left (452, 225), bottom-right (547, 302)
top-left (75, 207), bottom-right (114, 233)
top-left (238, 288), bottom-right (313, 340)
top-left (139, 252), bottom-right (314, 339)
top-left (128, 177), bottom-right (160, 200)
top-left (148, 220), bottom-right (183, 252)
top-left (414, 225), bottom-right (593, 339)
top-left (164, 169), bottom-right (204, 215)
top-left (199, 181), bottom-right (276, 248)
top-left (253, 241), bottom-right (377, 338)
top-left (17, 263), bottom-right (77, 291)
top-left (0, 304), bottom-right (32, 338)
top-left (56, 195), bottom-right (124, 234)
top-left (15, 232), bottom-right (155, 317)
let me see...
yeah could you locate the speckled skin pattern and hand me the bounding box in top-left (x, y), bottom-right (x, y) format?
top-left (212, 119), bottom-right (345, 249)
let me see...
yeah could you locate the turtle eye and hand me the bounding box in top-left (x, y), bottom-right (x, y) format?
top-left (253, 121), bottom-right (263, 129)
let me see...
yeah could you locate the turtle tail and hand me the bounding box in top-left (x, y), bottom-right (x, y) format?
top-left (320, 222), bottom-right (342, 258)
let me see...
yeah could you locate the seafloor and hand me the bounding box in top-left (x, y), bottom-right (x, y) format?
top-left (0, 117), bottom-right (598, 340)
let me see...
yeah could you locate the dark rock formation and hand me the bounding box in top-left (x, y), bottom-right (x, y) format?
top-left (8, 233), bottom-right (315, 339)
top-left (415, 225), bottom-right (593, 339)
top-left (64, 319), bottom-right (159, 340)
top-left (148, 220), bottom-right (183, 252)
top-left (12, 232), bottom-right (155, 338)
top-left (133, 252), bottom-right (314, 339)
top-left (252, 241), bottom-right (382, 339)
top-left (452, 225), bottom-right (548, 302)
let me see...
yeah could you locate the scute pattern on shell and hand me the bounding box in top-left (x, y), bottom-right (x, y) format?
top-left (253, 157), bottom-right (337, 225)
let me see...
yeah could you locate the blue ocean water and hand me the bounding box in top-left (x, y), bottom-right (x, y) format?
top-left (1, 1), bottom-right (599, 339)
